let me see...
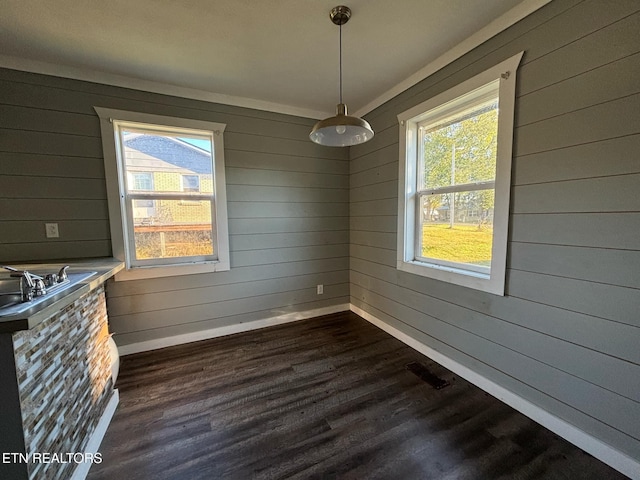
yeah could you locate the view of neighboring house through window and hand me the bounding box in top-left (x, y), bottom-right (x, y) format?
top-left (121, 127), bottom-right (216, 263)
top-left (95, 108), bottom-right (229, 280)
top-left (397, 52), bottom-right (522, 295)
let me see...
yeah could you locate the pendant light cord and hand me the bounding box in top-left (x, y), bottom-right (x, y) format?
top-left (339, 22), bottom-right (343, 105)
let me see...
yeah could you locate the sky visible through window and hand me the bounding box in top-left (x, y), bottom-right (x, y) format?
top-left (178, 137), bottom-right (211, 152)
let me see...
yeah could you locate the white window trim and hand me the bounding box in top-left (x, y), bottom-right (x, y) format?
top-left (94, 107), bottom-right (230, 281)
top-left (397, 52), bottom-right (523, 296)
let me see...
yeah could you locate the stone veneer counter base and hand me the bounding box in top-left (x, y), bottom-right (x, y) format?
top-left (0, 258), bottom-right (122, 480)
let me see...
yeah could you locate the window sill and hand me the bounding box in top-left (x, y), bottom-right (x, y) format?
top-left (115, 260), bottom-right (230, 281)
top-left (397, 259), bottom-right (504, 296)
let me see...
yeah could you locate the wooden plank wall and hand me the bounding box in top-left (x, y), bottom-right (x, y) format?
top-left (349, 0), bottom-right (640, 462)
top-left (0, 70), bottom-right (350, 345)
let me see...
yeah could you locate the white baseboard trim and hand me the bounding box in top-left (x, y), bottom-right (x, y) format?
top-left (350, 304), bottom-right (640, 480)
top-left (117, 303), bottom-right (351, 356)
top-left (70, 389), bottom-right (119, 480)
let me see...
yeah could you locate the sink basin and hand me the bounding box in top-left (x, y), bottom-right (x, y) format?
top-left (0, 271), bottom-right (96, 317)
top-left (0, 290), bottom-right (22, 308)
top-left (0, 277), bottom-right (25, 307)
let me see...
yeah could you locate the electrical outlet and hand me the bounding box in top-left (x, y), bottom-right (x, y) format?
top-left (317, 284), bottom-right (324, 295)
top-left (45, 223), bottom-right (59, 238)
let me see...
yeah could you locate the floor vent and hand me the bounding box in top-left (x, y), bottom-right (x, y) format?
top-left (406, 362), bottom-right (450, 390)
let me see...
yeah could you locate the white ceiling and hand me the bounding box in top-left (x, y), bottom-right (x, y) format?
top-left (0, 0), bottom-right (547, 119)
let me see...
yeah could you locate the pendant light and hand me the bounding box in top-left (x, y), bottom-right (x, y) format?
top-left (310, 6), bottom-right (374, 147)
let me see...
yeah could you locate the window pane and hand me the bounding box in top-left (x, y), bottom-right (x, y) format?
top-left (419, 190), bottom-right (494, 267)
top-left (130, 172), bottom-right (154, 207)
top-left (122, 129), bottom-right (213, 196)
top-left (420, 99), bottom-right (498, 190)
top-left (182, 174), bottom-right (200, 192)
top-left (132, 172), bottom-right (153, 191)
top-left (131, 199), bottom-right (215, 260)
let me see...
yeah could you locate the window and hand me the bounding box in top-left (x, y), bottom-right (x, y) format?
top-left (132, 172), bottom-right (153, 190)
top-left (182, 174), bottom-right (200, 193)
top-left (95, 108), bottom-right (230, 280)
top-left (397, 52), bottom-right (522, 295)
top-left (180, 174), bottom-right (202, 205)
top-left (130, 172), bottom-right (154, 208)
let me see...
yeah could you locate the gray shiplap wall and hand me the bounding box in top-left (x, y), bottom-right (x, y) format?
top-left (0, 69), bottom-right (349, 345)
top-left (350, 0), bottom-right (640, 463)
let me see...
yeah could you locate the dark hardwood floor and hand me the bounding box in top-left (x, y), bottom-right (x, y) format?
top-left (88, 312), bottom-right (627, 479)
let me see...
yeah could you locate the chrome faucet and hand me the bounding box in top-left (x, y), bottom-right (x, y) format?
top-left (32, 277), bottom-right (47, 297)
top-left (2, 266), bottom-right (50, 300)
top-left (19, 271), bottom-right (35, 302)
top-left (10, 270), bottom-right (44, 301)
top-left (57, 265), bottom-right (69, 282)
top-left (2, 265), bottom-right (72, 303)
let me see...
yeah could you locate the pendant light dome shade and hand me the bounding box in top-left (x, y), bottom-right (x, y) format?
top-left (310, 6), bottom-right (374, 147)
top-left (310, 103), bottom-right (374, 147)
